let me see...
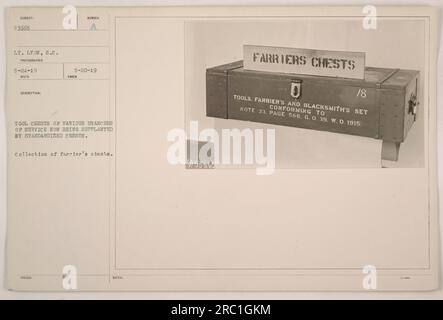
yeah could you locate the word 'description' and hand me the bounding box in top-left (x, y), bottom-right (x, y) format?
top-left (243, 45), bottom-right (365, 79)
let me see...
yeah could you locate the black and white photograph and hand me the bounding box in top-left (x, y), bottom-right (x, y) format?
top-left (185, 18), bottom-right (426, 168)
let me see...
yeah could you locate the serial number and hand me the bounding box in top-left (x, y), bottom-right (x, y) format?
top-left (14, 25), bottom-right (30, 31)
top-left (215, 304), bottom-right (270, 315)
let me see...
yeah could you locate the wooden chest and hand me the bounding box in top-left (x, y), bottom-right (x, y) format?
top-left (206, 60), bottom-right (419, 161)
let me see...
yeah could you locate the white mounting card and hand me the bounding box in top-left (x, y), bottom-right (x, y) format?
top-left (5, 6), bottom-right (440, 291)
